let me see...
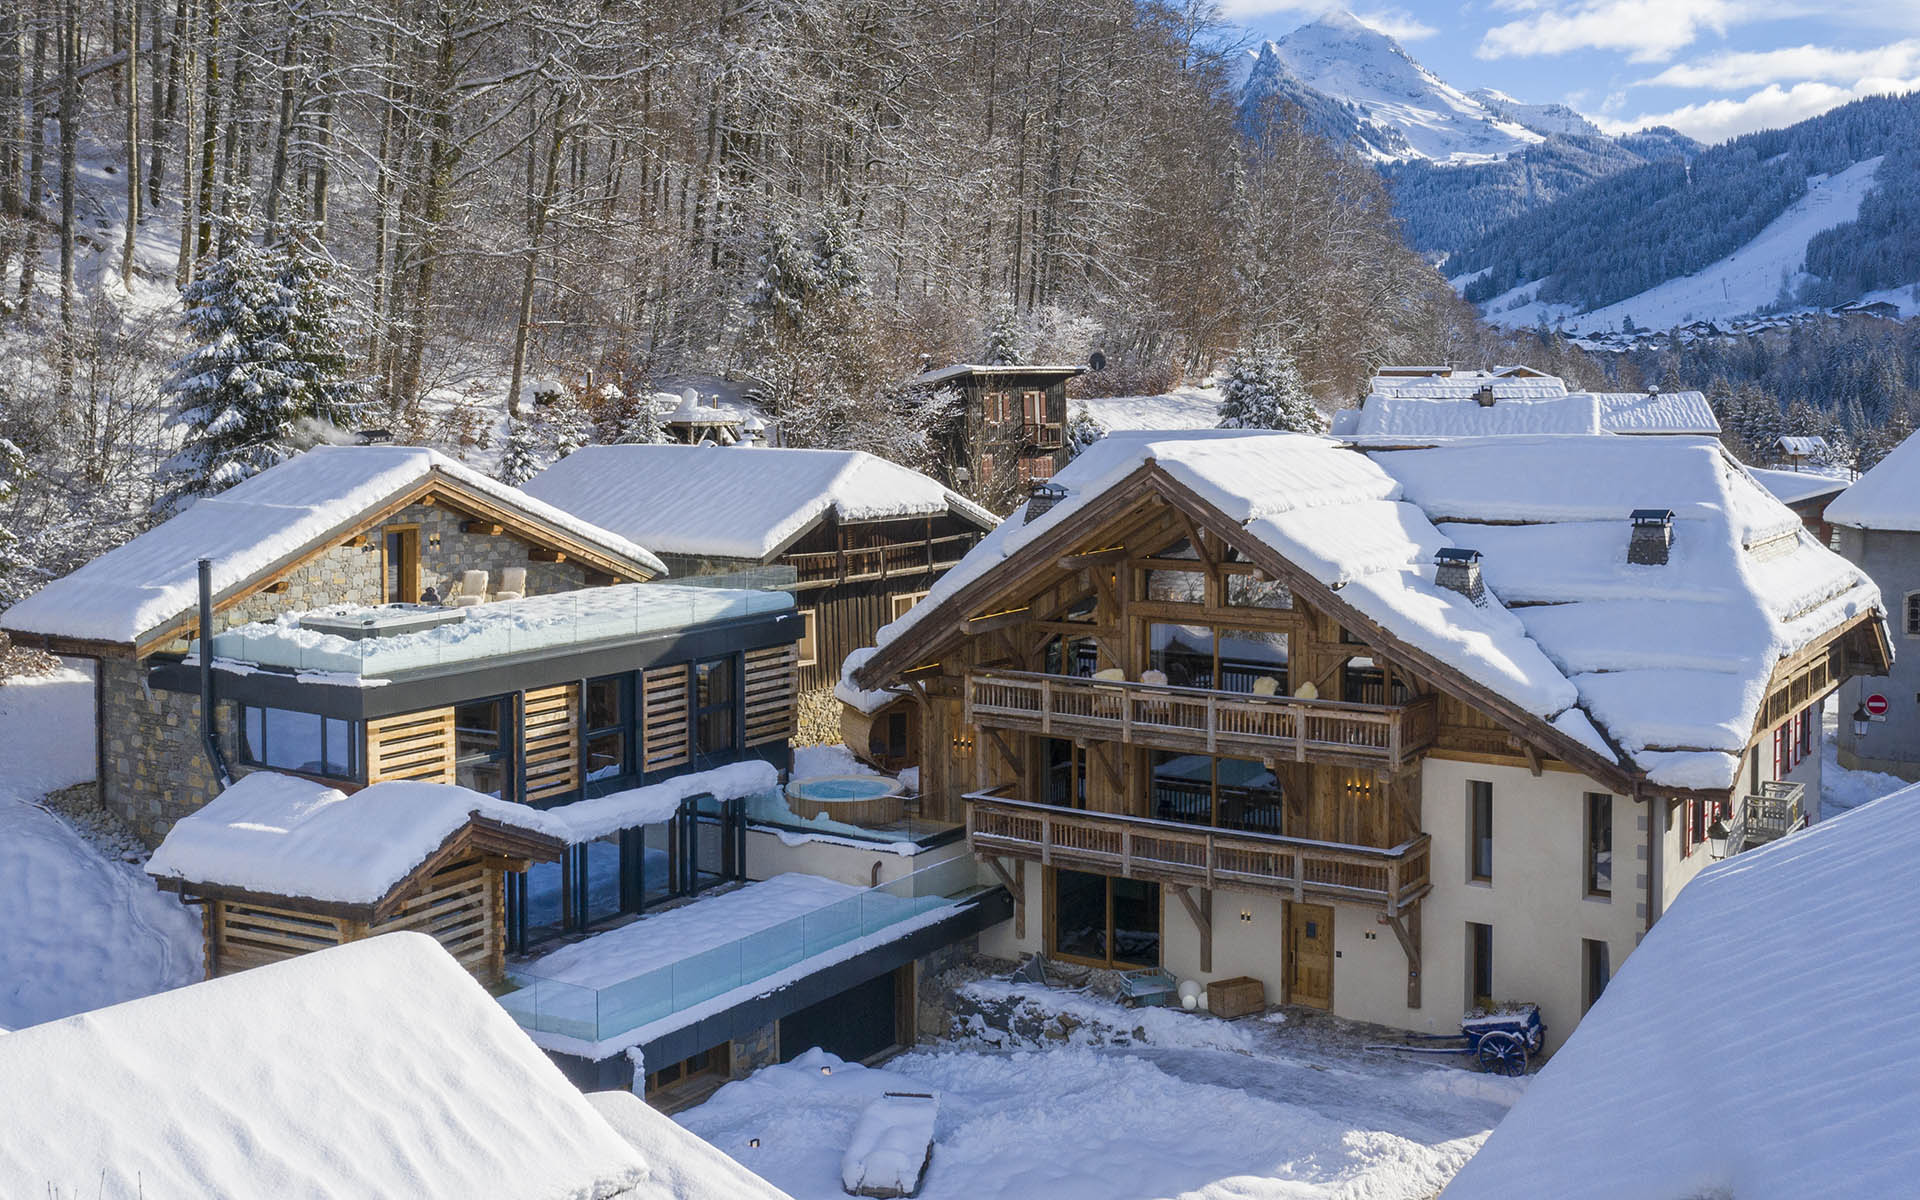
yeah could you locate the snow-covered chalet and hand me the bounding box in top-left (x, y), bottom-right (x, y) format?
top-left (1830, 429), bottom-right (1920, 781)
top-left (845, 429), bottom-right (1888, 1052)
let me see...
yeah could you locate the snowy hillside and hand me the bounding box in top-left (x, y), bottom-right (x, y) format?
top-left (1485, 157), bottom-right (1889, 332)
top-left (1245, 11), bottom-right (1542, 165)
top-left (1466, 90), bottom-right (1603, 140)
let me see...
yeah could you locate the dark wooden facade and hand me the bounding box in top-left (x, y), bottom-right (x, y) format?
top-left (913, 365), bottom-right (1085, 513)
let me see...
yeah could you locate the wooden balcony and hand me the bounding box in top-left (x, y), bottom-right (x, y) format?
top-left (964, 669), bottom-right (1438, 771)
top-left (786, 533), bottom-right (978, 589)
top-left (965, 788), bottom-right (1431, 913)
top-left (1022, 420), bottom-right (1065, 450)
top-left (1730, 780), bottom-right (1806, 853)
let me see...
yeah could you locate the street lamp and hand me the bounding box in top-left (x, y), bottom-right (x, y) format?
top-left (1707, 816), bottom-right (1732, 860)
top-left (1852, 703), bottom-right (1872, 738)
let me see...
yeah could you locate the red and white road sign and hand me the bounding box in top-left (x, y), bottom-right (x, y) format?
top-left (1865, 694), bottom-right (1890, 717)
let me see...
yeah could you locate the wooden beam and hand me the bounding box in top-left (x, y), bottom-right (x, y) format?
top-left (1172, 885), bottom-right (1213, 973)
top-left (1514, 738), bottom-right (1544, 777)
top-left (263, 579), bottom-right (290, 595)
top-left (981, 856), bottom-right (1026, 939)
top-left (985, 727), bottom-right (1025, 776)
top-left (528, 548), bottom-right (567, 563)
top-left (1381, 907), bottom-right (1422, 1009)
top-left (962, 606), bottom-right (1031, 635)
top-left (462, 521), bottom-right (506, 536)
top-left (1090, 740), bottom-right (1123, 793)
top-left (1058, 546), bottom-right (1128, 570)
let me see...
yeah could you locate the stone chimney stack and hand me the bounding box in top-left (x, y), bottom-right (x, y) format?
top-left (1473, 384), bottom-right (1496, 407)
top-left (1435, 547), bottom-right (1486, 606)
top-left (1629, 509), bottom-right (1675, 566)
top-left (1025, 480), bottom-right (1068, 524)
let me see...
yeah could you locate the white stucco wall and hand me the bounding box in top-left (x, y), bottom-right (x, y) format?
top-left (744, 829), bottom-right (971, 889)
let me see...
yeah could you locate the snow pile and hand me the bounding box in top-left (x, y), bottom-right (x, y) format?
top-left (841, 1092), bottom-right (937, 1198)
top-left (0, 932), bottom-right (770, 1199)
top-left (956, 980), bottom-right (1258, 1053)
top-left (526, 444), bottom-right (995, 561)
top-left (1446, 781), bottom-right (1920, 1200)
top-left (209, 583), bottom-right (792, 677)
top-left (1827, 428), bottom-right (1920, 531)
top-left (585, 1092), bottom-right (792, 1200)
top-left (0, 444), bottom-right (666, 645)
top-left (679, 1042), bottom-right (1508, 1199)
top-left (146, 773), bottom-right (559, 905)
top-left (1076, 387), bottom-right (1222, 431)
top-left (0, 669), bottom-right (201, 1030)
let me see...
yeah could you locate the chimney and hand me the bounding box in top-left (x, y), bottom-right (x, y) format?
top-left (1629, 509), bottom-right (1674, 566)
top-left (1025, 480), bottom-right (1068, 524)
top-left (1474, 384), bottom-right (1496, 407)
top-left (1435, 547), bottom-right (1485, 606)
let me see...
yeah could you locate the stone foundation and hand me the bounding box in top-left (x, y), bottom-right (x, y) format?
top-left (794, 685), bottom-right (841, 748)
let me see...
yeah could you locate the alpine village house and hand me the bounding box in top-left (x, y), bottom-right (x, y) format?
top-left (846, 426), bottom-right (1887, 1052)
top-left (906, 362), bottom-right (1086, 510)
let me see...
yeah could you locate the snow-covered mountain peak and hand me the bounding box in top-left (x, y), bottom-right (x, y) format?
top-left (1246, 11), bottom-right (1548, 165)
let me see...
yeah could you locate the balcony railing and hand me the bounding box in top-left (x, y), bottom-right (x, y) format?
top-left (964, 669), bottom-right (1438, 770)
top-left (1729, 780), bottom-right (1807, 853)
top-left (785, 533), bottom-right (978, 589)
top-left (965, 788), bottom-right (1431, 913)
top-left (1022, 420), bottom-right (1065, 450)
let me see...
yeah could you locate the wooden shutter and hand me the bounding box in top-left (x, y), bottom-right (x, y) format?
top-left (523, 684), bottom-right (581, 804)
top-left (641, 664), bottom-right (690, 771)
top-left (366, 708), bottom-right (456, 784)
top-left (744, 644), bottom-right (796, 747)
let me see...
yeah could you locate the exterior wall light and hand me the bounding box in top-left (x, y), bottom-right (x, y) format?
top-left (1707, 817), bottom-right (1732, 860)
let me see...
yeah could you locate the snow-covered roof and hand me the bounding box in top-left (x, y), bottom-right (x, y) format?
top-left (1445, 780), bottom-right (1920, 1200)
top-left (1591, 390), bottom-right (1720, 435)
top-left (0, 445), bottom-right (667, 647)
top-left (146, 773), bottom-right (560, 906)
top-left (1366, 370), bottom-right (1569, 401)
top-left (1777, 434), bottom-right (1829, 456)
top-left (525, 444), bottom-right (996, 561)
top-left (1827, 430), bottom-right (1920, 531)
top-left (1347, 389), bottom-right (1718, 439)
top-left (836, 645), bottom-right (904, 714)
top-left (0, 932), bottom-right (781, 1198)
top-left (1746, 465), bottom-right (1850, 507)
top-left (668, 391), bottom-right (743, 425)
top-left (207, 583), bottom-right (792, 678)
top-left (858, 431), bottom-right (1878, 792)
top-left (903, 362), bottom-right (1085, 387)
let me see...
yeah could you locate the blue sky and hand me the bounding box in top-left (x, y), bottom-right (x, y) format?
top-left (1222, 2), bottom-right (1920, 143)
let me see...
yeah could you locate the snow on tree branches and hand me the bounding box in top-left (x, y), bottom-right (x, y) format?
top-left (1216, 343), bottom-right (1325, 433)
top-left (160, 227), bottom-right (370, 509)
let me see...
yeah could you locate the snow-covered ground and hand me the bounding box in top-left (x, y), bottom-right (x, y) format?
top-left (1486, 157), bottom-right (1887, 332)
top-left (678, 995), bottom-right (1521, 1200)
top-left (1077, 387), bottom-right (1222, 433)
top-left (0, 666), bottom-right (200, 1031)
top-left (1822, 709), bottom-right (1910, 816)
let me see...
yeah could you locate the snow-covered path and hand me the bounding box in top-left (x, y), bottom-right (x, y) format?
top-left (0, 668), bottom-right (200, 1031)
top-left (679, 1034), bottom-right (1515, 1199)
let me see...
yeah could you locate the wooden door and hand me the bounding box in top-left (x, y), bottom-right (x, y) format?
top-left (1287, 902), bottom-right (1334, 1010)
top-left (383, 526), bottom-right (420, 603)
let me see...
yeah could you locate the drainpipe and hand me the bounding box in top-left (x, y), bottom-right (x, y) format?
top-left (198, 558), bottom-right (233, 788)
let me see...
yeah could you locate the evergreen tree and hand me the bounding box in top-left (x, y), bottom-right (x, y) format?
top-left (1066, 404), bottom-right (1107, 459)
top-left (612, 390), bottom-right (669, 445)
top-left (982, 305), bottom-right (1026, 366)
top-left (497, 416), bottom-right (543, 486)
top-left (1216, 342), bottom-right (1325, 433)
top-left (161, 221), bottom-right (369, 507)
top-left (544, 389), bottom-right (592, 459)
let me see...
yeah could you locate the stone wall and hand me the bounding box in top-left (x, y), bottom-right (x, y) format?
top-left (793, 685), bottom-right (841, 748)
top-left (98, 655), bottom-right (243, 845)
top-left (730, 1021), bottom-right (781, 1078)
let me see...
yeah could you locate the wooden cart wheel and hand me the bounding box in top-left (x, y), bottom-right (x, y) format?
top-left (1476, 1031), bottom-right (1528, 1076)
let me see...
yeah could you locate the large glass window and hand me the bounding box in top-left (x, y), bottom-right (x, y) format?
top-left (692, 658), bottom-right (737, 756)
top-left (1341, 656), bottom-right (1412, 705)
top-left (1051, 869), bottom-right (1160, 968)
top-left (1147, 752), bottom-right (1283, 834)
top-left (1148, 622), bottom-right (1214, 687)
top-left (1585, 793), bottom-right (1612, 897)
top-left (239, 706), bottom-right (357, 779)
top-left (585, 675), bottom-right (630, 782)
top-left (454, 697), bottom-right (511, 798)
top-left (1045, 738), bottom-right (1088, 810)
top-left (1226, 573), bottom-right (1292, 609)
top-left (1146, 622), bottom-right (1287, 694)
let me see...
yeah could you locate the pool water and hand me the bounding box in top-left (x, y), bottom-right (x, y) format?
top-left (788, 775), bottom-right (903, 802)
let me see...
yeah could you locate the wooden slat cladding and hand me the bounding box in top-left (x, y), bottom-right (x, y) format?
top-left (523, 684), bottom-right (581, 804)
top-left (375, 861), bottom-right (499, 981)
top-left (366, 708), bottom-right (457, 784)
top-left (212, 902), bottom-right (350, 975)
top-left (642, 664), bottom-right (691, 771)
top-left (744, 645), bottom-right (796, 746)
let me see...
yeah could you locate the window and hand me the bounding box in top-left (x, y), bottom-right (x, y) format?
top-left (1467, 922), bottom-right (1494, 1010)
top-left (239, 706), bottom-right (357, 779)
top-left (795, 609), bottom-right (818, 667)
top-left (382, 526), bottom-right (420, 603)
top-left (692, 657), bottom-right (737, 756)
top-left (1148, 751), bottom-right (1284, 835)
top-left (585, 675), bottom-right (630, 782)
top-left (1145, 621), bottom-right (1288, 695)
top-left (645, 1042), bottom-right (729, 1098)
top-left (1046, 738), bottom-right (1089, 810)
top-left (1582, 938), bottom-right (1610, 1012)
top-left (1907, 591), bottom-right (1920, 637)
top-left (453, 697), bottom-right (511, 798)
top-left (890, 591), bottom-right (929, 622)
top-left (1226, 573), bottom-right (1293, 609)
top-left (1468, 781), bottom-right (1493, 882)
top-left (1051, 869), bottom-right (1160, 969)
top-left (1585, 793), bottom-right (1612, 897)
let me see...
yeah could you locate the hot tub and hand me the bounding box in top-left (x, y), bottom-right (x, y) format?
top-left (786, 774), bottom-right (907, 827)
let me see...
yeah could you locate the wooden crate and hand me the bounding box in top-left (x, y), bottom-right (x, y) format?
top-left (1207, 976), bottom-right (1266, 1020)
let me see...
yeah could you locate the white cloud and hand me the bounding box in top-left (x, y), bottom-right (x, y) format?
top-left (1638, 40), bottom-right (1920, 89)
top-left (1597, 76), bottom-right (1920, 142)
top-left (1477, 0), bottom-right (1745, 63)
top-left (1354, 8), bottom-right (1438, 40)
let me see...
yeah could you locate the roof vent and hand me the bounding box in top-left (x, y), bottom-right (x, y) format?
top-left (1629, 509), bottom-right (1674, 566)
top-left (1025, 480), bottom-right (1068, 524)
top-left (1473, 385), bottom-right (1496, 407)
top-left (1435, 547), bottom-right (1485, 606)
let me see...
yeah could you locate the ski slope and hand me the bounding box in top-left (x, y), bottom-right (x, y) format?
top-left (1487, 156), bottom-right (1886, 332)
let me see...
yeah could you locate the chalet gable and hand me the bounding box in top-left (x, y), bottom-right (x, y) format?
top-left (1, 446), bottom-right (665, 656)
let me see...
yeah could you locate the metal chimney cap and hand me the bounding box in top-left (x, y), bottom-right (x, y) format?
top-left (1434, 547), bottom-right (1483, 563)
top-left (1630, 508), bottom-right (1675, 525)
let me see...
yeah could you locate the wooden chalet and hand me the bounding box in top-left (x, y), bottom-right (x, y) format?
top-left (848, 431), bottom-right (1888, 1047)
top-left (905, 362), bottom-right (1086, 511)
top-left (525, 444), bottom-right (996, 694)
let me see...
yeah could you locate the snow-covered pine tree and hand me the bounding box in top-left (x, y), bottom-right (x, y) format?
top-left (543, 388), bottom-right (592, 459)
top-left (1216, 342), bottom-right (1325, 433)
top-left (161, 221), bottom-right (369, 508)
top-left (1066, 404), bottom-right (1107, 459)
top-left (982, 305), bottom-right (1025, 366)
top-left (612, 390), bottom-right (669, 444)
top-left (811, 209), bottom-right (868, 302)
top-left (497, 416), bottom-right (543, 486)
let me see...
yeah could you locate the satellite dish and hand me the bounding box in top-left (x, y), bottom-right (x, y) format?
top-left (1089, 350), bottom-right (1108, 372)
